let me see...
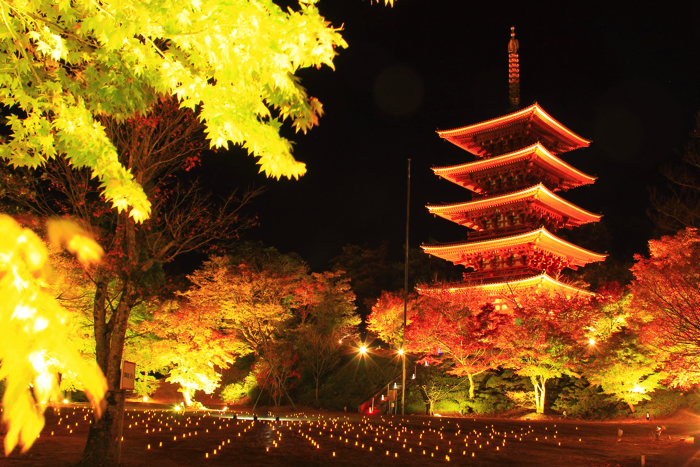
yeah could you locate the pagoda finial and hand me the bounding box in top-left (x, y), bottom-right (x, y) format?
top-left (508, 27), bottom-right (520, 111)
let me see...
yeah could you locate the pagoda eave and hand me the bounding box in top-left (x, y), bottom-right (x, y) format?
top-left (426, 183), bottom-right (602, 230)
top-left (437, 104), bottom-right (591, 157)
top-left (432, 143), bottom-right (596, 193)
top-left (417, 273), bottom-right (596, 297)
top-left (422, 227), bottom-right (607, 267)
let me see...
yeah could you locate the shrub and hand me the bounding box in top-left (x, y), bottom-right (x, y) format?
top-left (635, 389), bottom-right (693, 417)
top-left (220, 373), bottom-right (257, 403)
top-left (552, 377), bottom-right (619, 419)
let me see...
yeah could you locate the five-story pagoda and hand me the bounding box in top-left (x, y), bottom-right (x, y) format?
top-left (422, 28), bottom-right (606, 296)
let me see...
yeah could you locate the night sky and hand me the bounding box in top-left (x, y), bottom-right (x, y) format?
top-left (200, 1), bottom-right (700, 273)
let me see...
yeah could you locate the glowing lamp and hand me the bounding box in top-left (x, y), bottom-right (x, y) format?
top-left (588, 338), bottom-right (595, 345)
top-left (143, 396), bottom-right (148, 402)
top-left (398, 349), bottom-right (404, 356)
top-left (174, 406), bottom-right (181, 411)
top-left (63, 399), bottom-right (69, 404)
top-left (359, 346), bottom-right (367, 354)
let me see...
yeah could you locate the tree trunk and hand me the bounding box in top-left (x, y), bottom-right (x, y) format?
top-left (468, 373), bottom-right (475, 399)
top-left (82, 215), bottom-right (139, 467)
top-left (531, 376), bottom-right (547, 414)
top-left (80, 390), bottom-right (124, 467)
top-left (315, 377), bottom-right (319, 403)
top-left (428, 399), bottom-right (434, 416)
top-left (627, 401), bottom-right (636, 413)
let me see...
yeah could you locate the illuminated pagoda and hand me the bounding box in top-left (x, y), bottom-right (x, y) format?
top-left (421, 28), bottom-right (606, 296)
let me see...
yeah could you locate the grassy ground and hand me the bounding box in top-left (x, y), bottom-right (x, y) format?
top-left (2, 403), bottom-right (700, 466)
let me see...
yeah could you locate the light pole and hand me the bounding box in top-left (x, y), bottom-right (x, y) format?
top-left (402, 158), bottom-right (410, 415)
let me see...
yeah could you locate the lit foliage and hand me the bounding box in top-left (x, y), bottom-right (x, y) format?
top-left (366, 290), bottom-right (417, 345)
top-left (141, 300), bottom-right (241, 406)
top-left (585, 328), bottom-right (665, 412)
top-left (631, 227), bottom-right (700, 388)
top-left (502, 289), bottom-right (595, 414)
top-left (406, 293), bottom-right (510, 400)
top-left (368, 290), bottom-right (509, 400)
top-left (182, 247), bottom-right (361, 405)
top-left (0, 215), bottom-right (106, 455)
top-left (295, 271), bottom-right (359, 401)
top-left (414, 363), bottom-right (468, 416)
top-left (182, 251), bottom-right (310, 355)
top-left (0, 0), bottom-right (351, 221)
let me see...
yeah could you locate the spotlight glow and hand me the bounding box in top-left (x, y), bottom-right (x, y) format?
top-left (359, 346), bottom-right (367, 354)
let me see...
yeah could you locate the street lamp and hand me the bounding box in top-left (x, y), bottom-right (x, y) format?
top-left (398, 348), bottom-right (404, 356)
top-left (359, 346), bottom-right (367, 354)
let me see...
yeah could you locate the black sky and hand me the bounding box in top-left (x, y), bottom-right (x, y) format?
top-left (200, 0), bottom-right (700, 273)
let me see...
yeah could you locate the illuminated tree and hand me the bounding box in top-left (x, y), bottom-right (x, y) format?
top-left (0, 0), bottom-right (355, 222)
top-left (367, 290), bottom-right (418, 345)
top-left (502, 289), bottom-right (595, 414)
top-left (183, 245), bottom-right (314, 406)
top-left (0, 216), bottom-right (106, 455)
top-left (406, 293), bottom-right (510, 400)
top-left (585, 327), bottom-right (665, 413)
top-left (415, 363), bottom-right (468, 416)
top-left (139, 300), bottom-right (241, 406)
top-left (631, 228), bottom-right (700, 388)
top-left (2, 98), bottom-right (258, 464)
top-left (295, 271), bottom-right (359, 402)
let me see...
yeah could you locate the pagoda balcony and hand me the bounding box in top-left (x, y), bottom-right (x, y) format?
top-left (462, 265), bottom-right (542, 282)
top-left (465, 225), bottom-right (532, 240)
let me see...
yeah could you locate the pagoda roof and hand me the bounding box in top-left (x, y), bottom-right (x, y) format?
top-left (437, 103), bottom-right (591, 157)
top-left (422, 227), bottom-right (607, 267)
top-left (417, 273), bottom-right (596, 297)
top-left (432, 142), bottom-right (596, 193)
top-left (426, 183), bottom-right (602, 230)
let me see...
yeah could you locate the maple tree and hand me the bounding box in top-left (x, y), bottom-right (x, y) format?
top-left (585, 327), bottom-right (665, 412)
top-left (0, 0), bottom-right (356, 222)
top-left (406, 292), bottom-right (510, 400)
top-left (295, 271), bottom-right (359, 402)
top-left (414, 363), bottom-right (468, 416)
top-left (182, 245), bottom-right (311, 406)
top-left (367, 290), bottom-right (415, 345)
top-left (368, 289), bottom-right (508, 400)
top-left (501, 289), bottom-right (595, 414)
top-left (2, 97), bottom-right (258, 465)
top-left (631, 228), bottom-right (700, 389)
top-left (0, 215), bottom-right (106, 455)
top-left (139, 300), bottom-right (239, 406)
top-left (182, 247), bottom-right (361, 406)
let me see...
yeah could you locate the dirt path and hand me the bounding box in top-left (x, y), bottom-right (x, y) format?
top-left (2, 405), bottom-right (699, 466)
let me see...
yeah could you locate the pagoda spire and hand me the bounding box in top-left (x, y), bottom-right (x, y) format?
top-left (508, 27), bottom-right (520, 111)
